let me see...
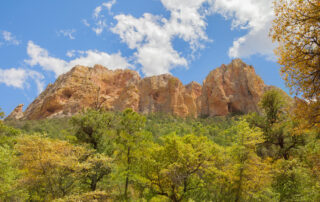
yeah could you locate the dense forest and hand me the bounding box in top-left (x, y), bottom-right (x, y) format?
top-left (0, 88), bottom-right (319, 201)
top-left (1, 0), bottom-right (320, 201)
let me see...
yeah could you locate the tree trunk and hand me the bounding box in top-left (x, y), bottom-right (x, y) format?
top-left (235, 167), bottom-right (244, 202)
top-left (124, 147), bottom-right (131, 199)
top-left (90, 176), bottom-right (97, 191)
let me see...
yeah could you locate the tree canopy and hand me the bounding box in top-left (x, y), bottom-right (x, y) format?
top-left (271, 0), bottom-right (320, 127)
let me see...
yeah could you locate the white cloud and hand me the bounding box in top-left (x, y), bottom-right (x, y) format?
top-left (82, 19), bottom-right (90, 27)
top-left (102, 0), bottom-right (116, 13)
top-left (0, 68), bottom-right (44, 93)
top-left (93, 5), bottom-right (103, 19)
top-left (110, 0), bottom-right (277, 75)
top-left (57, 29), bottom-right (76, 40)
top-left (67, 50), bottom-right (131, 71)
top-left (25, 41), bottom-right (131, 77)
top-left (135, 43), bottom-right (187, 75)
top-left (92, 20), bottom-right (107, 35)
top-left (26, 41), bottom-right (68, 76)
top-left (111, 0), bottom-right (211, 76)
top-left (0, 68), bottom-right (27, 88)
top-left (2, 31), bottom-right (20, 45)
top-left (94, 0), bottom-right (116, 18)
top-left (91, 0), bottom-right (117, 35)
top-left (212, 0), bottom-right (276, 59)
top-left (66, 50), bottom-right (76, 58)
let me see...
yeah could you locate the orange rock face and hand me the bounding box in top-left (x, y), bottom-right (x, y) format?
top-left (138, 74), bottom-right (201, 117)
top-left (10, 59), bottom-right (276, 120)
top-left (23, 65), bottom-right (141, 119)
top-left (201, 59), bottom-right (267, 116)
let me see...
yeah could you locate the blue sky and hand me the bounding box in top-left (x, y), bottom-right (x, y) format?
top-left (0, 0), bottom-right (287, 116)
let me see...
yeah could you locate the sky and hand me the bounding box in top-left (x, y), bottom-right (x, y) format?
top-left (0, 0), bottom-right (287, 116)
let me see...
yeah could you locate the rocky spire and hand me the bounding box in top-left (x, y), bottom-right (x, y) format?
top-left (5, 104), bottom-right (24, 121)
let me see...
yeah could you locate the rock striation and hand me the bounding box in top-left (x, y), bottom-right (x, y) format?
top-left (8, 59), bottom-right (275, 120)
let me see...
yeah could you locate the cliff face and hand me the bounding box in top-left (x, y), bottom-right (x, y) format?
top-left (8, 59), bottom-right (273, 120)
top-left (138, 74), bottom-right (202, 117)
top-left (22, 65), bottom-right (141, 120)
top-left (201, 59), bottom-right (267, 116)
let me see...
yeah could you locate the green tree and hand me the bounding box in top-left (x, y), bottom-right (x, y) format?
top-left (248, 89), bottom-right (303, 160)
top-left (71, 109), bottom-right (115, 151)
top-left (229, 120), bottom-right (274, 202)
top-left (0, 107), bottom-right (4, 119)
top-left (0, 108), bottom-right (20, 146)
top-left (272, 159), bottom-right (317, 201)
top-left (16, 135), bottom-right (95, 200)
top-left (80, 153), bottom-right (112, 191)
top-left (54, 190), bottom-right (110, 202)
top-left (259, 89), bottom-right (285, 126)
top-left (137, 134), bottom-right (217, 202)
top-left (0, 145), bottom-right (26, 201)
top-left (113, 108), bottom-right (146, 199)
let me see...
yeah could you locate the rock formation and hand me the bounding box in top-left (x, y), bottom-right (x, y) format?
top-left (201, 59), bottom-right (267, 116)
top-left (7, 59), bottom-right (276, 120)
top-left (5, 104), bottom-right (24, 120)
top-left (22, 65), bottom-right (141, 120)
top-left (138, 74), bottom-right (201, 117)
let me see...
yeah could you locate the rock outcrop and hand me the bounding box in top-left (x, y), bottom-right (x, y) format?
top-left (8, 59), bottom-right (277, 120)
top-left (201, 59), bottom-right (267, 116)
top-left (5, 104), bottom-right (24, 120)
top-left (22, 65), bottom-right (141, 119)
top-left (138, 74), bottom-right (201, 117)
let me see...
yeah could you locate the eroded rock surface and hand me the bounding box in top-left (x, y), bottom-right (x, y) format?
top-left (5, 104), bottom-right (24, 120)
top-left (138, 74), bottom-right (202, 117)
top-left (201, 59), bottom-right (267, 116)
top-left (8, 59), bottom-right (278, 120)
top-left (23, 65), bottom-right (141, 119)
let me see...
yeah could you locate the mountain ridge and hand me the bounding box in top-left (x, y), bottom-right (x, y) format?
top-left (6, 59), bottom-right (276, 120)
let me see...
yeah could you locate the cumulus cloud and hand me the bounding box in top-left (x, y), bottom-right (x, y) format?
top-left (0, 68), bottom-right (44, 93)
top-left (2, 31), bottom-right (20, 45)
top-left (25, 41), bottom-right (131, 77)
top-left (110, 0), bottom-right (277, 75)
top-left (57, 29), bottom-right (76, 40)
top-left (67, 50), bottom-right (132, 71)
top-left (212, 0), bottom-right (276, 59)
top-left (111, 0), bottom-right (211, 76)
top-left (25, 41), bottom-right (68, 76)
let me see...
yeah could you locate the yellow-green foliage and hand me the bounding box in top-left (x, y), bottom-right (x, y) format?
top-left (0, 102), bottom-right (319, 201)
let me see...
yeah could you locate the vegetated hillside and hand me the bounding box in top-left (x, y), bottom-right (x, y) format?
top-left (6, 112), bottom-right (237, 144)
top-left (6, 59), bottom-right (275, 121)
top-left (1, 88), bottom-right (319, 201)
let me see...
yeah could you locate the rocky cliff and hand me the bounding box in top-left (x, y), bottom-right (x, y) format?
top-left (6, 59), bottom-right (273, 120)
top-left (201, 59), bottom-right (267, 116)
